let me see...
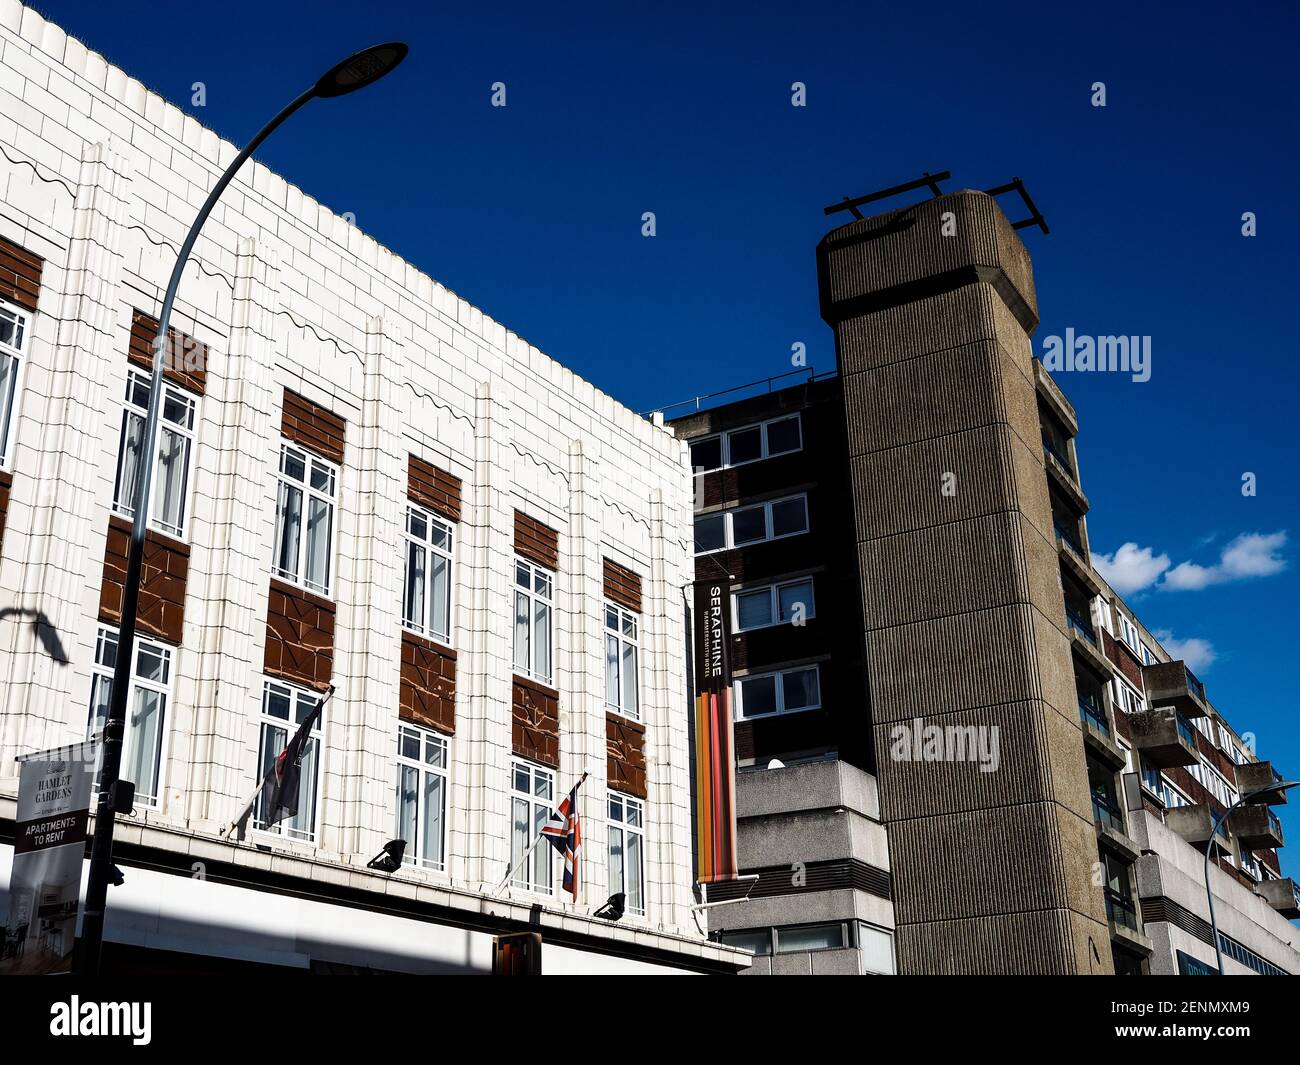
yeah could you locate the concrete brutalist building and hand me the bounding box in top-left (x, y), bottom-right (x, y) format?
top-left (672, 182), bottom-right (1298, 975)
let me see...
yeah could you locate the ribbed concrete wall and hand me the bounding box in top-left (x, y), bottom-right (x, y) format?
top-left (817, 190), bottom-right (1111, 973)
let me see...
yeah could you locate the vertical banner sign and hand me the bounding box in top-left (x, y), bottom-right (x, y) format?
top-left (693, 579), bottom-right (739, 884)
top-left (1, 743), bottom-right (95, 975)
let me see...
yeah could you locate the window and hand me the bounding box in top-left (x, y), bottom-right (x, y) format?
top-left (693, 494), bottom-right (809, 555)
top-left (1141, 642), bottom-right (1155, 666)
top-left (718, 929), bottom-right (772, 956)
top-left (607, 792), bottom-right (645, 916)
top-left (403, 504), bottom-right (454, 645)
top-left (255, 679), bottom-right (323, 841)
top-left (735, 665), bottom-right (820, 720)
top-left (0, 299), bottom-right (27, 467)
top-left (733, 577), bottom-right (815, 632)
top-left (395, 724), bottom-right (449, 871)
top-left (510, 759), bottom-right (554, 894)
top-left (112, 369), bottom-right (197, 539)
top-left (513, 558), bottom-right (554, 683)
top-left (859, 923), bottom-right (896, 975)
top-left (775, 922), bottom-right (846, 953)
top-left (1118, 614), bottom-right (1140, 654)
top-left (87, 626), bottom-right (172, 807)
top-left (604, 603), bottom-right (639, 719)
top-left (689, 415), bottom-right (802, 473)
top-left (273, 442), bottom-right (337, 596)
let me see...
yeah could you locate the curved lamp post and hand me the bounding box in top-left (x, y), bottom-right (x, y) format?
top-left (77, 42), bottom-right (408, 977)
top-left (1204, 778), bottom-right (1297, 974)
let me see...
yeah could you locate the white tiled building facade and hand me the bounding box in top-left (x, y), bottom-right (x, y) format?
top-left (0, 2), bottom-right (741, 974)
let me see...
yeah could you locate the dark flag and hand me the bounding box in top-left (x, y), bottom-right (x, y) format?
top-left (263, 692), bottom-right (328, 827)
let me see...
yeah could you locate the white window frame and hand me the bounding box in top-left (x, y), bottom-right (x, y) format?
top-left (734, 664), bottom-right (821, 721)
top-left (512, 556), bottom-right (555, 685)
top-left (732, 576), bottom-right (816, 633)
top-left (1118, 614), bottom-right (1140, 654)
top-left (86, 625), bottom-right (173, 809)
top-left (0, 298), bottom-right (29, 470)
top-left (254, 678), bottom-right (325, 843)
top-left (604, 601), bottom-right (640, 720)
top-left (395, 723), bottom-right (450, 871)
top-left (694, 493), bottom-right (809, 555)
top-left (509, 758), bottom-right (555, 895)
top-left (689, 414), bottom-right (802, 474)
top-left (112, 368), bottom-right (199, 540)
top-left (607, 791), bottom-right (646, 917)
top-left (273, 440), bottom-right (338, 597)
top-left (402, 502), bottom-right (455, 646)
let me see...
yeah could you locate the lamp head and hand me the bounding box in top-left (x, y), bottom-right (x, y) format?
top-left (314, 42), bottom-right (408, 99)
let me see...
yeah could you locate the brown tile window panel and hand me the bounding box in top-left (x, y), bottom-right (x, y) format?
top-left (0, 234), bottom-right (42, 312)
top-left (264, 578), bottom-right (335, 692)
top-left (606, 711), bottom-right (647, 798)
top-left (1103, 630), bottom-right (1145, 690)
top-left (99, 514), bottom-right (190, 644)
top-left (129, 309), bottom-right (208, 396)
top-left (602, 558), bottom-right (642, 613)
top-left (512, 674), bottom-right (560, 769)
top-left (408, 455), bottom-right (462, 523)
top-left (281, 390), bottom-right (346, 465)
top-left (0, 470), bottom-right (11, 557)
top-left (514, 510), bottom-right (558, 570)
top-left (399, 629), bottom-right (456, 735)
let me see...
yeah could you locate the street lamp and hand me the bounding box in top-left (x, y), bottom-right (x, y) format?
top-left (1204, 778), bottom-right (1298, 974)
top-left (76, 42), bottom-right (408, 977)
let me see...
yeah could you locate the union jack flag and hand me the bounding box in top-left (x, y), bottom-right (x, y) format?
top-left (541, 777), bottom-right (584, 900)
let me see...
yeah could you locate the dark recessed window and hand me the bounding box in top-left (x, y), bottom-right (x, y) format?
top-left (690, 436), bottom-right (722, 472)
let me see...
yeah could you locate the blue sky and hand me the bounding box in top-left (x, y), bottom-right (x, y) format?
top-left (41, 2), bottom-right (1299, 832)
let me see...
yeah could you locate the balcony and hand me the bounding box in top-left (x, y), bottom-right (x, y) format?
top-left (1256, 877), bottom-right (1300, 920)
top-left (1236, 760), bottom-right (1287, 805)
top-left (1053, 517), bottom-right (1086, 559)
top-left (1066, 604), bottom-right (1097, 646)
top-left (1080, 697), bottom-right (1126, 770)
top-left (1141, 660), bottom-right (1210, 719)
top-left (1229, 804), bottom-right (1285, 850)
top-left (1166, 802), bottom-right (1233, 853)
top-left (1128, 707), bottom-right (1199, 768)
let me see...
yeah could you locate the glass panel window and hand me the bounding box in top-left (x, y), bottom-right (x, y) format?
top-left (112, 369), bottom-right (197, 539)
top-left (608, 791), bottom-right (646, 916)
top-left (776, 922), bottom-right (846, 953)
top-left (733, 577), bottom-right (816, 632)
top-left (604, 603), bottom-right (640, 720)
top-left (694, 494), bottom-right (810, 555)
top-left (0, 300), bottom-right (27, 468)
top-left (719, 929), bottom-right (772, 956)
top-left (736, 665), bottom-right (820, 720)
top-left (689, 436), bottom-right (722, 472)
top-left (254, 679), bottom-right (323, 842)
top-left (87, 626), bottom-right (172, 807)
top-left (765, 415), bottom-right (802, 456)
top-left (395, 724), bottom-right (449, 870)
top-left (726, 425), bottom-right (762, 465)
top-left (859, 924), bottom-right (896, 975)
top-left (510, 759), bottom-right (555, 894)
top-left (402, 503), bottom-right (455, 644)
top-left (689, 415), bottom-right (803, 473)
top-left (513, 557), bottom-right (555, 683)
top-left (273, 442), bottom-right (337, 596)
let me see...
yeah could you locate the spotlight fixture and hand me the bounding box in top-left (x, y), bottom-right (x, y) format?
top-left (593, 892), bottom-right (626, 922)
top-left (109, 865), bottom-right (125, 887)
top-left (366, 839), bottom-right (407, 873)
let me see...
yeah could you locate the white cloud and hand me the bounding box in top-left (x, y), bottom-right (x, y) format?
top-left (1093, 542), bottom-right (1170, 595)
top-left (1162, 531), bottom-right (1287, 591)
top-left (1153, 630), bottom-right (1217, 673)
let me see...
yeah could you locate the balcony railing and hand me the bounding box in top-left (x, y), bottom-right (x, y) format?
top-left (1185, 668), bottom-right (1207, 704)
top-left (1092, 792), bottom-right (1126, 833)
top-left (1175, 713), bottom-right (1198, 749)
top-left (1053, 519), bottom-right (1085, 556)
top-left (1042, 435), bottom-right (1074, 474)
top-left (1066, 605), bottom-right (1097, 645)
top-left (1105, 889), bottom-right (1140, 932)
top-left (1079, 697), bottom-right (1110, 735)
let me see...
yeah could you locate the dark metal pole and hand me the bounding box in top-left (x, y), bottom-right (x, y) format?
top-left (76, 87), bottom-right (317, 976)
